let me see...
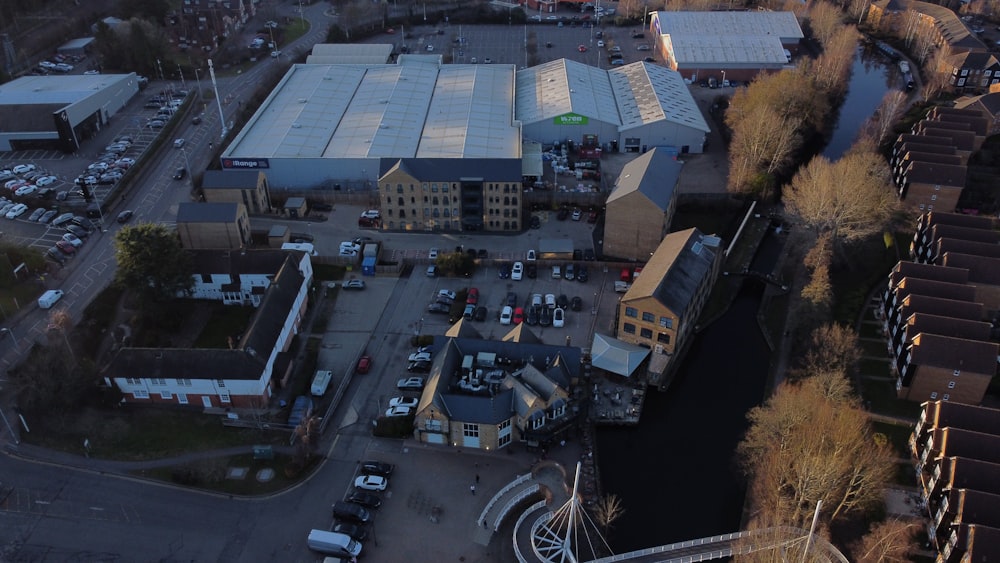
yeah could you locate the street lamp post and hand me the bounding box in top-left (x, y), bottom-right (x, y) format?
top-left (721, 69), bottom-right (726, 87)
top-left (208, 59), bottom-right (227, 140)
top-left (193, 68), bottom-right (204, 102)
top-left (180, 147), bottom-right (192, 182)
top-left (176, 63), bottom-right (187, 89)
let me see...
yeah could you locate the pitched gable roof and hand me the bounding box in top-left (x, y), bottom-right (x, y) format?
top-left (606, 148), bottom-right (683, 209)
top-left (623, 227), bottom-right (720, 317)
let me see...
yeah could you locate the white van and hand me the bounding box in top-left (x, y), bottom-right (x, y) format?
top-left (306, 530), bottom-right (362, 558)
top-left (310, 370), bottom-right (333, 396)
top-left (281, 242), bottom-right (318, 256)
top-left (38, 289), bottom-right (64, 309)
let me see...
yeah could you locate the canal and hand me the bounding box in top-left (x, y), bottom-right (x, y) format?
top-left (593, 42), bottom-right (896, 555)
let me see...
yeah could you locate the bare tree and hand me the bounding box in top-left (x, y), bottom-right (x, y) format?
top-left (797, 323), bottom-right (861, 384)
top-left (922, 49), bottom-right (954, 101)
top-left (852, 518), bottom-right (919, 563)
top-left (47, 309), bottom-right (76, 365)
top-left (784, 145), bottom-right (897, 247)
top-left (738, 382), bottom-right (895, 529)
top-left (800, 233), bottom-right (834, 318)
top-left (810, 26), bottom-right (860, 97)
top-left (808, 1), bottom-right (846, 46)
top-left (860, 90), bottom-right (909, 146)
top-left (591, 494), bottom-right (626, 537)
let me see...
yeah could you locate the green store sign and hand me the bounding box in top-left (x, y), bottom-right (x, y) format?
top-left (554, 113), bottom-right (588, 125)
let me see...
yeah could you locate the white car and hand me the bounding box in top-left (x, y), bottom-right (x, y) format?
top-left (526, 249), bottom-right (537, 262)
top-left (425, 44), bottom-right (434, 52)
top-left (87, 162), bottom-right (109, 172)
top-left (429, 247), bottom-right (439, 259)
top-left (61, 233), bottom-right (83, 248)
top-left (14, 185), bottom-right (37, 197)
top-left (545, 294), bottom-right (556, 309)
top-left (408, 352), bottom-right (432, 363)
top-left (553, 307), bottom-right (565, 328)
top-left (389, 397), bottom-right (419, 409)
top-left (385, 405), bottom-right (413, 417)
top-left (355, 475), bottom-right (388, 491)
top-left (12, 164), bottom-right (35, 175)
top-left (511, 261), bottom-right (524, 281)
top-left (34, 175), bottom-right (57, 187)
top-left (597, 40), bottom-right (605, 48)
top-left (360, 209), bottom-right (380, 219)
top-left (5, 203), bottom-right (28, 219)
top-left (437, 289), bottom-right (456, 301)
top-left (116, 157), bottom-right (136, 166)
top-left (500, 305), bottom-right (513, 325)
top-left (173, 138), bottom-right (185, 149)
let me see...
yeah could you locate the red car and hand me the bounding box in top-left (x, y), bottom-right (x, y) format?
top-left (587, 211), bottom-right (599, 223)
top-left (466, 287), bottom-right (479, 305)
top-left (55, 240), bottom-right (77, 255)
top-left (357, 355), bottom-right (372, 374)
top-left (577, 44), bottom-right (587, 52)
top-left (513, 307), bottom-right (525, 324)
top-left (620, 268), bottom-right (632, 282)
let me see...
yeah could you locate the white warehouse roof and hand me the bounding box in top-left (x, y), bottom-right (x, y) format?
top-left (653, 11), bottom-right (803, 67)
top-left (515, 59), bottom-right (709, 134)
top-left (305, 43), bottom-right (394, 64)
top-left (224, 58), bottom-right (521, 161)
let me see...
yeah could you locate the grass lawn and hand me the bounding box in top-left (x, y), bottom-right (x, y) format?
top-left (135, 453), bottom-right (319, 495)
top-left (22, 408), bottom-right (289, 461)
top-left (0, 283), bottom-right (45, 323)
top-left (857, 321), bottom-right (883, 339)
top-left (860, 338), bottom-right (888, 358)
top-left (831, 232), bottom-right (904, 324)
top-left (858, 377), bottom-right (922, 420)
top-left (872, 420), bottom-right (913, 457)
top-left (192, 302), bottom-right (257, 348)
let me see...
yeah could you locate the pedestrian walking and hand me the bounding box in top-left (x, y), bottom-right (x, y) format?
top-left (475, 474), bottom-right (480, 484)
top-left (470, 484), bottom-right (476, 495)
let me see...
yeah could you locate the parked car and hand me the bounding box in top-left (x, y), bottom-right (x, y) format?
top-left (577, 266), bottom-right (589, 283)
top-left (512, 261), bottom-right (524, 280)
top-left (355, 474), bottom-right (388, 491)
top-left (553, 307), bottom-right (565, 327)
top-left (356, 355), bottom-right (372, 374)
top-left (499, 305), bottom-right (513, 325)
top-left (497, 262), bottom-right (511, 279)
top-left (571, 296), bottom-right (583, 311)
top-left (34, 175), bottom-right (57, 187)
top-left (173, 168), bottom-right (186, 180)
top-left (389, 397), bottom-right (418, 409)
top-left (473, 306), bottom-right (488, 321)
top-left (397, 376), bottom-right (426, 390)
top-left (61, 233), bottom-right (83, 248)
top-left (173, 138), bottom-right (185, 149)
top-left (342, 279), bottom-right (366, 290)
top-left (427, 302), bottom-right (450, 315)
top-left (360, 460), bottom-right (394, 476)
top-left (65, 224), bottom-right (89, 239)
top-left (513, 307), bottom-right (525, 324)
top-left (571, 209), bottom-right (582, 221)
top-left (545, 294), bottom-right (556, 309)
top-left (408, 351), bottom-right (432, 363)
top-left (5, 203), bottom-right (28, 219)
top-left (526, 306), bottom-right (539, 325)
top-left (565, 263), bottom-right (575, 281)
top-left (39, 209), bottom-right (58, 224)
top-left (14, 185), bottom-right (37, 197)
top-left (347, 491), bottom-right (382, 509)
top-left (466, 287), bottom-right (479, 305)
top-left (28, 208), bottom-right (46, 222)
top-left (332, 522), bottom-right (368, 542)
top-left (55, 239), bottom-right (77, 254)
top-left (385, 405), bottom-right (413, 417)
top-left (12, 164), bottom-right (35, 175)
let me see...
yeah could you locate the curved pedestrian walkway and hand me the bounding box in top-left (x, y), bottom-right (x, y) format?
top-left (472, 461), bottom-right (569, 546)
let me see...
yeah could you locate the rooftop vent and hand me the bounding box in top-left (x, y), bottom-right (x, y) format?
top-left (297, 98), bottom-right (307, 103)
top-left (291, 123), bottom-right (301, 128)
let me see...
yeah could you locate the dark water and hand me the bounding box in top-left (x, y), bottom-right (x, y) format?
top-left (823, 47), bottom-right (896, 160)
top-left (595, 233), bottom-right (785, 552)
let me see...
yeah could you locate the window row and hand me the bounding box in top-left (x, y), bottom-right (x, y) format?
top-left (622, 323), bottom-right (671, 344)
top-left (386, 183), bottom-right (452, 193)
top-left (623, 307), bottom-right (674, 329)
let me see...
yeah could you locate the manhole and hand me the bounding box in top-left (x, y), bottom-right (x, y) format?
top-left (227, 467), bottom-right (249, 480)
top-left (256, 468), bottom-right (275, 483)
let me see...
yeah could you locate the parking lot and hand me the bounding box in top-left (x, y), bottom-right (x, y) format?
top-left (375, 20), bottom-right (658, 69)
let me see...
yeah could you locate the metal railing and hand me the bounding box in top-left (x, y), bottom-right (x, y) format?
top-left (477, 472), bottom-right (532, 526)
top-left (492, 483), bottom-right (541, 531)
top-left (513, 501), bottom-right (549, 563)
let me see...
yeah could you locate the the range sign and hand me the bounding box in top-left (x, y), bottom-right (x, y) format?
top-left (554, 113), bottom-right (588, 126)
top-left (221, 157), bottom-right (270, 169)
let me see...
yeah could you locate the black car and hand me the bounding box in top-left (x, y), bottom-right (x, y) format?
top-left (407, 360), bottom-right (432, 373)
top-left (583, 248), bottom-right (596, 261)
top-left (526, 306), bottom-right (539, 326)
top-left (526, 263), bottom-right (537, 279)
top-left (556, 294), bottom-right (569, 309)
top-left (427, 302), bottom-right (450, 315)
top-left (347, 491), bottom-right (382, 509)
top-left (570, 296), bottom-right (583, 311)
top-left (310, 202), bottom-right (334, 212)
top-left (361, 460), bottom-right (394, 476)
top-left (116, 210), bottom-right (133, 224)
top-left (333, 522), bottom-right (368, 542)
top-left (577, 266), bottom-right (589, 283)
top-left (473, 306), bottom-right (488, 322)
top-left (556, 208), bottom-right (569, 220)
top-left (477, 248), bottom-right (488, 259)
top-left (66, 224), bottom-right (89, 239)
top-left (173, 167), bottom-right (186, 180)
top-left (506, 292), bottom-right (517, 308)
top-left (192, 116), bottom-right (202, 125)
top-left (466, 248), bottom-right (477, 258)
top-left (530, 216), bottom-right (541, 229)
top-left (539, 307), bottom-right (552, 327)
top-left (498, 262), bottom-right (510, 279)
top-left (45, 247), bottom-right (66, 265)
top-left (573, 249), bottom-right (583, 261)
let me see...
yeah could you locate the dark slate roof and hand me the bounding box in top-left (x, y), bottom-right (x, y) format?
top-left (956, 92), bottom-right (1000, 116)
top-left (920, 128), bottom-right (977, 151)
top-left (918, 211), bottom-right (996, 232)
top-left (909, 1), bottom-right (986, 51)
top-left (929, 224), bottom-right (1000, 246)
top-left (894, 277), bottom-right (977, 303)
top-left (898, 294), bottom-right (983, 321)
top-left (606, 148), bottom-right (683, 210)
top-left (624, 228), bottom-right (720, 318)
top-left (201, 170), bottom-right (262, 190)
top-left (105, 348), bottom-right (264, 380)
top-left (944, 489), bottom-right (1000, 530)
top-left (932, 108), bottom-right (992, 136)
top-left (910, 333), bottom-right (998, 375)
top-left (898, 151), bottom-right (963, 167)
top-left (922, 400), bottom-right (1000, 437)
top-left (176, 202), bottom-right (241, 223)
top-left (439, 389), bottom-right (514, 424)
top-left (943, 457), bottom-right (1000, 496)
top-left (379, 158), bottom-right (523, 182)
top-left (935, 427), bottom-right (1000, 464)
top-left (905, 312), bottom-right (991, 342)
top-left (940, 253), bottom-right (1000, 285)
top-left (188, 249), bottom-right (299, 277)
top-left (894, 134), bottom-right (956, 150)
top-left (901, 161), bottom-right (966, 186)
top-left (890, 261), bottom-right (969, 288)
top-left (935, 238), bottom-right (1000, 260)
top-left (896, 143), bottom-right (957, 157)
top-left (238, 255), bottom-right (306, 357)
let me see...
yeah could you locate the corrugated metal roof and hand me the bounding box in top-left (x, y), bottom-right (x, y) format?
top-left (654, 11), bottom-right (804, 40)
top-left (226, 60), bottom-right (520, 161)
top-left (306, 43), bottom-right (394, 64)
top-left (667, 35), bottom-right (788, 66)
top-left (0, 73), bottom-right (136, 105)
top-left (515, 59), bottom-right (708, 133)
top-left (606, 148), bottom-right (683, 208)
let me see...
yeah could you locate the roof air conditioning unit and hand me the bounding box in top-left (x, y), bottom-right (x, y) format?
top-left (297, 98), bottom-right (307, 103)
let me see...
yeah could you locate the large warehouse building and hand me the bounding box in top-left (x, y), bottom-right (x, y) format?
top-left (649, 11), bottom-right (803, 83)
top-left (516, 58), bottom-right (709, 154)
top-left (0, 73), bottom-right (141, 152)
top-left (221, 53), bottom-right (709, 232)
